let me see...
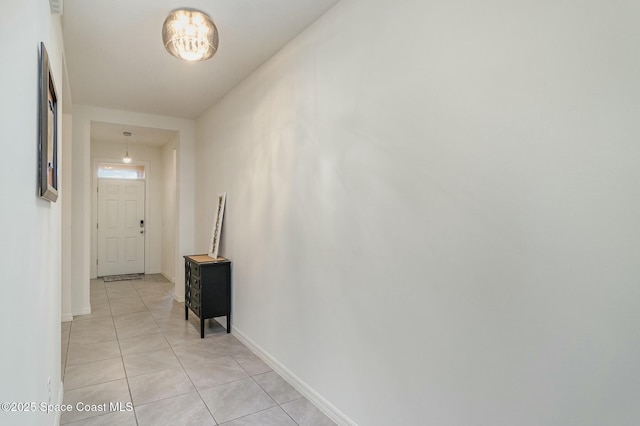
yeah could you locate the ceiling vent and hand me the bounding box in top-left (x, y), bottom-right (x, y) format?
top-left (49, 0), bottom-right (63, 15)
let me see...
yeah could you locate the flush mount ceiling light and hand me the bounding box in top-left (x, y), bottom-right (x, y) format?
top-left (122, 131), bottom-right (132, 164)
top-left (162, 8), bottom-right (219, 61)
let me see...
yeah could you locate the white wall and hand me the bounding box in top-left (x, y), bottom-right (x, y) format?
top-left (70, 108), bottom-right (91, 316)
top-left (195, 0), bottom-right (640, 425)
top-left (0, 1), bottom-right (65, 424)
top-left (90, 140), bottom-right (164, 277)
top-left (61, 112), bottom-right (73, 321)
top-left (161, 139), bottom-right (177, 282)
top-left (71, 106), bottom-right (195, 314)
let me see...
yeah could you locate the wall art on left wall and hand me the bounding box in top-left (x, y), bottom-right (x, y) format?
top-left (39, 42), bottom-right (58, 202)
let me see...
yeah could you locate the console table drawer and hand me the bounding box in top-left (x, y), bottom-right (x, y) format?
top-left (191, 288), bottom-right (201, 305)
top-left (190, 262), bottom-right (201, 278)
top-left (190, 277), bottom-right (201, 291)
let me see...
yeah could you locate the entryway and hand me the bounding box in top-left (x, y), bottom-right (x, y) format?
top-left (87, 122), bottom-right (179, 292)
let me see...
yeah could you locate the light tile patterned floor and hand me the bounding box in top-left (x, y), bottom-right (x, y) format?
top-left (60, 275), bottom-right (335, 426)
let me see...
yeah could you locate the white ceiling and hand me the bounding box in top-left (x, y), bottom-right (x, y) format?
top-left (62, 0), bottom-right (339, 120)
top-left (91, 122), bottom-right (178, 147)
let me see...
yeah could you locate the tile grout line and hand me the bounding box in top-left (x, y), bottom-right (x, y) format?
top-left (248, 372), bottom-right (303, 425)
top-left (149, 280), bottom-right (224, 425)
top-left (117, 324), bottom-right (140, 425)
top-left (130, 276), bottom-right (205, 424)
top-left (106, 276), bottom-right (140, 426)
top-left (218, 405), bottom-right (296, 425)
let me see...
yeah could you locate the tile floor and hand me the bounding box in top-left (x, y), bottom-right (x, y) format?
top-left (60, 274), bottom-right (335, 426)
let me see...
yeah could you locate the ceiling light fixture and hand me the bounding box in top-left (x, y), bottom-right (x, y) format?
top-left (162, 8), bottom-right (219, 62)
top-left (123, 131), bottom-right (132, 164)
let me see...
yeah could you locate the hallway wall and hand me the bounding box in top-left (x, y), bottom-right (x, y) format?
top-left (61, 112), bottom-right (73, 322)
top-left (161, 139), bottom-right (178, 282)
top-left (194, 0), bottom-right (640, 425)
top-left (0, 1), bottom-right (66, 424)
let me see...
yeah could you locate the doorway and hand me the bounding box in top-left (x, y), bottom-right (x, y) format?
top-left (97, 178), bottom-right (145, 276)
top-left (88, 122), bottom-right (180, 286)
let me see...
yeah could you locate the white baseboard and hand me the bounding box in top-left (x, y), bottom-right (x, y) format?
top-left (72, 306), bottom-right (91, 316)
top-left (61, 313), bottom-right (73, 322)
top-left (214, 317), bottom-right (228, 330)
top-left (167, 272), bottom-right (181, 302)
top-left (161, 271), bottom-right (175, 284)
top-left (232, 327), bottom-right (356, 426)
top-left (54, 381), bottom-right (63, 426)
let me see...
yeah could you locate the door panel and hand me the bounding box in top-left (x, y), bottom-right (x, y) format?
top-left (106, 200), bottom-right (118, 228)
top-left (98, 179), bottom-right (145, 276)
top-left (125, 237), bottom-right (138, 261)
top-left (106, 238), bottom-right (118, 263)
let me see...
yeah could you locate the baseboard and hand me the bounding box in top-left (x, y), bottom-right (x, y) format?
top-left (232, 327), bottom-right (357, 426)
top-left (214, 317), bottom-right (228, 330)
top-left (54, 381), bottom-right (63, 426)
top-left (168, 270), bottom-right (182, 302)
top-left (61, 313), bottom-right (73, 322)
top-left (161, 271), bottom-right (175, 284)
top-left (72, 306), bottom-right (91, 316)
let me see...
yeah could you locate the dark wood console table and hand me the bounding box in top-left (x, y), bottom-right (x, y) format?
top-left (184, 255), bottom-right (231, 338)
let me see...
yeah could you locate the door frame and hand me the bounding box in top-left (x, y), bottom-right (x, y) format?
top-left (91, 157), bottom-right (150, 279)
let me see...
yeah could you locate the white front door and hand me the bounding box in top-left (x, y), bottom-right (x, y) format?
top-left (97, 179), bottom-right (145, 276)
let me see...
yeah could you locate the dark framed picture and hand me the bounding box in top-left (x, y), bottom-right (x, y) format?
top-left (39, 42), bottom-right (58, 202)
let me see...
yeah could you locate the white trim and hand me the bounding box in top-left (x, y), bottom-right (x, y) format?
top-left (213, 317), bottom-right (228, 331)
top-left (173, 293), bottom-right (185, 303)
top-left (232, 327), bottom-right (357, 426)
top-left (92, 157), bottom-right (150, 278)
top-left (161, 271), bottom-right (174, 284)
top-left (61, 313), bottom-right (73, 322)
top-left (72, 306), bottom-right (91, 316)
top-left (54, 381), bottom-right (63, 426)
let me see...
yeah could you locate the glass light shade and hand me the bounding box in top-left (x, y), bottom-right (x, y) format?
top-left (162, 9), bottom-right (218, 61)
top-left (123, 131), bottom-right (132, 163)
